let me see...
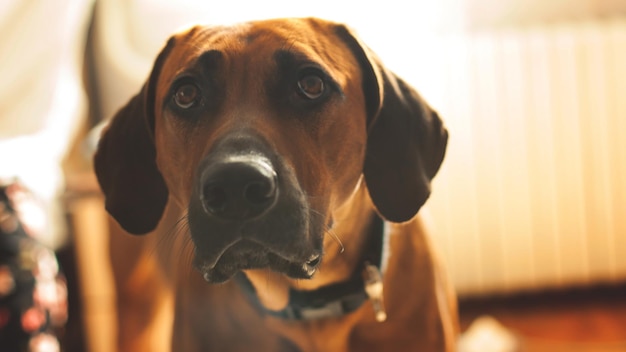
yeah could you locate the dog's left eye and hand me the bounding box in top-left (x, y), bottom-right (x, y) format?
top-left (174, 84), bottom-right (200, 109)
top-left (297, 74), bottom-right (325, 100)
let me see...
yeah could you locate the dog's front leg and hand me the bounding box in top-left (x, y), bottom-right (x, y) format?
top-left (108, 219), bottom-right (175, 352)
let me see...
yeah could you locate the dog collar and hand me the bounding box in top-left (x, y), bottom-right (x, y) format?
top-left (236, 215), bottom-right (390, 322)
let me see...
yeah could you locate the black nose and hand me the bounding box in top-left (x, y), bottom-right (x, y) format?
top-left (200, 156), bottom-right (278, 221)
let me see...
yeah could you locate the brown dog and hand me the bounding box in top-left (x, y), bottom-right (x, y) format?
top-left (94, 17), bottom-right (457, 351)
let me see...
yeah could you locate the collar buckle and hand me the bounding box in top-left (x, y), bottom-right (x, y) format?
top-left (363, 263), bottom-right (387, 322)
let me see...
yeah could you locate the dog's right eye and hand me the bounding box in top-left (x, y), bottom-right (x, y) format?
top-left (297, 74), bottom-right (325, 100)
top-left (173, 84), bottom-right (200, 109)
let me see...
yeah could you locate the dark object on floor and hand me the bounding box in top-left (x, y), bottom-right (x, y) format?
top-left (0, 181), bottom-right (68, 352)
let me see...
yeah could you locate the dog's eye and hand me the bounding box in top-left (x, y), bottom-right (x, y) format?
top-left (297, 74), bottom-right (325, 100)
top-left (174, 84), bottom-right (200, 109)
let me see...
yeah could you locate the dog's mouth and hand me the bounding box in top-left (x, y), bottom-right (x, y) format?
top-left (193, 239), bottom-right (322, 284)
top-left (186, 137), bottom-right (327, 284)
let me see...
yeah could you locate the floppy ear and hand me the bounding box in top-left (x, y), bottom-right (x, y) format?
top-left (93, 38), bottom-right (175, 234)
top-left (335, 26), bottom-right (448, 223)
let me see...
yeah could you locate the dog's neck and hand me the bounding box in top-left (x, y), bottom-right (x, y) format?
top-left (243, 182), bottom-right (378, 311)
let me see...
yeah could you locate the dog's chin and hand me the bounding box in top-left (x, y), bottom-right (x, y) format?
top-left (194, 241), bottom-right (320, 284)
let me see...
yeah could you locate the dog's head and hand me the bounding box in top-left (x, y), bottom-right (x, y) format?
top-left (94, 18), bottom-right (447, 283)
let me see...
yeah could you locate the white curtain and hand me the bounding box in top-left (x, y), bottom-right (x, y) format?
top-left (0, 0), bottom-right (94, 248)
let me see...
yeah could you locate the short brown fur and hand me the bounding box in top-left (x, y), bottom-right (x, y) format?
top-left (95, 18), bottom-right (458, 351)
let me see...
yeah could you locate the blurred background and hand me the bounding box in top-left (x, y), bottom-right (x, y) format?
top-left (1, 0), bottom-right (625, 351)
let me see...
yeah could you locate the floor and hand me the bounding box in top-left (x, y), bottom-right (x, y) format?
top-left (458, 283), bottom-right (626, 351)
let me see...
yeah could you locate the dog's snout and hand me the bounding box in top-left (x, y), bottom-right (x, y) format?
top-left (200, 156), bottom-right (278, 221)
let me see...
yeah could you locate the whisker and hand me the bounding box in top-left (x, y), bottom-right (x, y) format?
top-left (326, 227), bottom-right (345, 254)
top-left (306, 207), bottom-right (346, 254)
top-left (138, 212), bottom-right (199, 284)
top-left (158, 214), bottom-right (188, 243)
top-left (173, 225), bottom-right (196, 282)
top-left (150, 214), bottom-right (190, 260)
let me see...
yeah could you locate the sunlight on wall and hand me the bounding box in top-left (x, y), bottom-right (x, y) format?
top-left (95, 0), bottom-right (466, 127)
top-left (128, 0), bottom-right (464, 54)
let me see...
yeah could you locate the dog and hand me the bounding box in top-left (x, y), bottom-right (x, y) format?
top-left (94, 17), bottom-right (457, 351)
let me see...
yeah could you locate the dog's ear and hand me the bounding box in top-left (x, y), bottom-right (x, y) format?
top-left (335, 25), bottom-right (448, 223)
top-left (94, 37), bottom-right (175, 234)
